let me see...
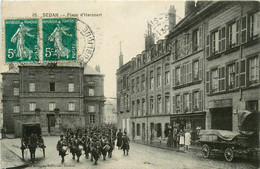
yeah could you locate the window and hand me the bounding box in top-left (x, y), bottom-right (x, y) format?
top-left (29, 74), bottom-right (35, 79)
top-left (219, 67), bottom-right (226, 91)
top-left (206, 34), bottom-right (210, 57)
top-left (165, 71), bottom-right (170, 85)
top-left (88, 105), bottom-right (95, 112)
top-left (211, 31), bottom-right (219, 54)
top-left (29, 102), bottom-right (36, 111)
top-left (13, 80), bottom-right (19, 84)
top-left (241, 16), bottom-right (247, 43)
top-left (249, 11), bottom-right (260, 39)
top-left (212, 69), bottom-right (218, 93)
top-left (132, 101), bottom-right (135, 116)
top-left (141, 74), bottom-right (145, 92)
top-left (228, 64), bottom-right (235, 89)
top-left (13, 105), bottom-right (20, 113)
top-left (137, 124), bottom-right (141, 136)
top-left (132, 79), bottom-right (135, 93)
top-left (29, 83), bottom-right (35, 92)
top-left (183, 93), bottom-right (191, 113)
top-left (150, 71), bottom-right (154, 89)
top-left (246, 100), bottom-right (259, 111)
top-left (136, 77), bottom-right (140, 92)
top-left (68, 83), bottom-right (74, 92)
top-left (228, 22), bottom-right (238, 48)
top-left (150, 98), bottom-right (154, 115)
top-left (176, 67), bottom-right (181, 85)
top-left (165, 95), bottom-right (170, 114)
top-left (126, 95), bottom-right (129, 110)
top-left (50, 82), bottom-right (55, 91)
top-left (193, 91), bottom-right (199, 111)
top-left (68, 102), bottom-right (75, 111)
top-left (137, 100), bottom-right (141, 116)
top-left (49, 102), bottom-right (56, 111)
top-left (90, 115), bottom-right (95, 124)
top-left (184, 34), bottom-right (191, 55)
top-left (218, 27), bottom-right (226, 52)
top-left (240, 60), bottom-right (246, 87)
top-left (157, 96), bottom-right (162, 114)
top-left (249, 56), bottom-right (259, 85)
top-left (142, 99), bottom-right (146, 116)
top-left (89, 88), bottom-right (94, 96)
top-left (13, 88), bottom-right (19, 96)
top-left (193, 60), bottom-right (199, 81)
top-left (176, 95), bottom-right (181, 114)
top-left (206, 71), bottom-right (210, 94)
top-left (157, 67), bottom-right (161, 87)
top-left (193, 27), bottom-right (202, 52)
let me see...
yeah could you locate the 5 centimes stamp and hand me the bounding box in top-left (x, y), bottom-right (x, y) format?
top-left (5, 19), bottom-right (39, 63)
top-left (42, 18), bottom-right (77, 62)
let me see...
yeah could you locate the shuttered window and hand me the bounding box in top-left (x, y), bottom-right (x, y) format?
top-left (219, 66), bottom-right (226, 91)
top-left (241, 16), bottom-right (247, 43)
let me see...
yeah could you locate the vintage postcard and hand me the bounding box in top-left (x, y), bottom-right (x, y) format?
top-left (0, 0), bottom-right (259, 169)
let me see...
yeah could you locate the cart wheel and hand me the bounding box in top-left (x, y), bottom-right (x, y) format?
top-left (224, 148), bottom-right (234, 162)
top-left (202, 144), bottom-right (211, 158)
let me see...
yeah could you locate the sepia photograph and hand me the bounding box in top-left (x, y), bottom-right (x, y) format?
top-left (0, 0), bottom-right (259, 168)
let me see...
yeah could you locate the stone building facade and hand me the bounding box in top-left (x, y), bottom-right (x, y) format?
top-left (116, 1), bottom-right (260, 142)
top-left (1, 63), bottom-right (105, 137)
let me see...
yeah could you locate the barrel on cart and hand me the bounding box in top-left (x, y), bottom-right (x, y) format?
top-left (20, 123), bottom-right (46, 160)
top-left (199, 110), bottom-right (259, 162)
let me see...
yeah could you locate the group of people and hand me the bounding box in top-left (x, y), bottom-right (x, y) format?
top-left (166, 128), bottom-right (191, 150)
top-left (56, 126), bottom-right (130, 165)
top-left (116, 129), bottom-right (130, 155)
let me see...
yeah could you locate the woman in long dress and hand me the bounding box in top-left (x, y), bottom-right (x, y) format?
top-left (184, 130), bottom-right (191, 149)
top-left (48, 21), bottom-right (72, 59)
top-left (179, 130), bottom-right (185, 149)
top-left (11, 22), bottom-right (34, 60)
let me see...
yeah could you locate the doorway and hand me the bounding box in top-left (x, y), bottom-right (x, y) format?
top-left (47, 114), bottom-right (55, 134)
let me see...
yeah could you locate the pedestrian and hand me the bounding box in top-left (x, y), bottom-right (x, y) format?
top-left (167, 130), bottom-right (173, 147)
top-left (179, 129), bottom-right (184, 150)
top-left (56, 135), bottom-right (68, 163)
top-left (185, 130), bottom-right (191, 150)
top-left (116, 129), bottom-right (123, 149)
top-left (172, 128), bottom-right (178, 148)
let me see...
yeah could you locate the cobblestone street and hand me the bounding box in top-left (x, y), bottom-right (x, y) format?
top-left (1, 137), bottom-right (258, 169)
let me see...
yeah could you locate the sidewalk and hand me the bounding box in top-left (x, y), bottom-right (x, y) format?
top-left (132, 139), bottom-right (202, 154)
top-left (1, 143), bottom-right (28, 169)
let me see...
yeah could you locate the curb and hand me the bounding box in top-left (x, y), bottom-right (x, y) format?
top-left (132, 140), bottom-right (201, 154)
top-left (2, 144), bottom-right (29, 169)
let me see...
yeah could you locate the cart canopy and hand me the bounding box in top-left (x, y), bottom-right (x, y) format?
top-left (199, 130), bottom-right (239, 141)
top-left (238, 110), bottom-right (260, 133)
top-left (22, 123), bottom-right (42, 137)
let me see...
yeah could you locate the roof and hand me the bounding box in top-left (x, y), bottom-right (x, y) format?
top-left (1, 67), bottom-right (19, 74)
top-left (84, 64), bottom-right (104, 76)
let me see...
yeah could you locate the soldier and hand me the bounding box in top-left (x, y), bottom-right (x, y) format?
top-left (56, 135), bottom-right (68, 163)
top-left (70, 134), bottom-right (77, 160)
top-left (121, 133), bottom-right (130, 155)
top-left (116, 129), bottom-right (123, 149)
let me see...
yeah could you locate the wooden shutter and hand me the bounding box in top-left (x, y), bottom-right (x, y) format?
top-left (172, 69), bottom-right (175, 87)
top-left (236, 18), bottom-right (240, 45)
top-left (241, 16), bottom-right (247, 43)
top-left (189, 62), bottom-right (192, 83)
top-left (240, 60), bottom-right (246, 87)
top-left (180, 65), bottom-right (184, 85)
top-left (235, 61), bottom-right (240, 88)
top-left (180, 94), bottom-right (183, 113)
top-left (199, 90), bottom-right (203, 111)
top-left (199, 58), bottom-right (203, 80)
top-left (199, 26), bottom-right (203, 50)
top-left (206, 71), bottom-right (210, 94)
top-left (172, 96), bottom-right (175, 114)
top-left (206, 34), bottom-right (210, 58)
top-left (218, 28), bottom-right (222, 52)
top-left (189, 92), bottom-right (192, 112)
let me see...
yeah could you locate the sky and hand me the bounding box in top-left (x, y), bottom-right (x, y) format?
top-left (0, 0), bottom-right (186, 98)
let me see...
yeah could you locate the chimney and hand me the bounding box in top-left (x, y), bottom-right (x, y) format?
top-left (185, 0), bottom-right (196, 16)
top-left (145, 22), bottom-right (155, 50)
top-left (95, 65), bottom-right (101, 73)
top-left (119, 41), bottom-right (124, 67)
top-left (9, 63), bottom-right (15, 70)
top-left (168, 5), bottom-right (176, 32)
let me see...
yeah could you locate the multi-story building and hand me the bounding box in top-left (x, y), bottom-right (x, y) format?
top-left (117, 1), bottom-right (260, 142)
top-left (103, 98), bottom-right (117, 124)
top-left (203, 1), bottom-right (260, 131)
top-left (1, 62), bottom-right (105, 137)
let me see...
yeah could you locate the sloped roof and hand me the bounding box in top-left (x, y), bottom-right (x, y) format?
top-left (84, 64), bottom-right (104, 76)
top-left (1, 67), bottom-right (19, 74)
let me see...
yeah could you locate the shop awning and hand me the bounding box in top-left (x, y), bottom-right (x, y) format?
top-left (170, 112), bottom-right (206, 121)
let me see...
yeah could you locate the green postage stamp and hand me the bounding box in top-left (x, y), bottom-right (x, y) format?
top-left (42, 18), bottom-right (77, 62)
top-left (5, 19), bottom-right (39, 63)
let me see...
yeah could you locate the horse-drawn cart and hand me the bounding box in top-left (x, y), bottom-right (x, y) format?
top-left (20, 123), bottom-right (46, 160)
top-left (199, 110), bottom-right (259, 162)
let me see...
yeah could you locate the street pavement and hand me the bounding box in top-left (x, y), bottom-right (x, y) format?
top-left (1, 136), bottom-right (259, 169)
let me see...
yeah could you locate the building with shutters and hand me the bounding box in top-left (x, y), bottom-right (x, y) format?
top-left (117, 1), bottom-right (260, 143)
top-left (203, 1), bottom-right (260, 131)
top-left (1, 63), bottom-right (105, 137)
